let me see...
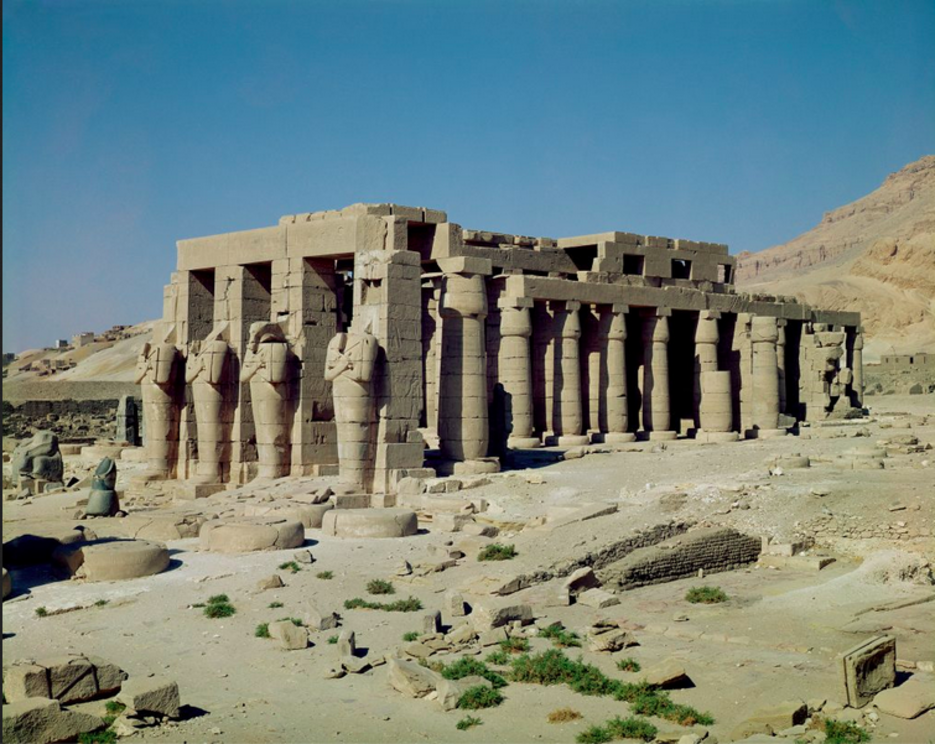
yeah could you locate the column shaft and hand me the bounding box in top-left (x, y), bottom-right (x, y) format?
top-left (751, 316), bottom-right (785, 437)
top-left (554, 301), bottom-right (589, 446)
top-left (605, 306), bottom-right (635, 443)
top-left (642, 313), bottom-right (676, 439)
top-left (498, 299), bottom-right (539, 448)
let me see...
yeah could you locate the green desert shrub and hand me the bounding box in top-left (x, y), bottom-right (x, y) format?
top-left (456, 715), bottom-right (482, 731)
top-left (539, 623), bottom-right (582, 648)
top-left (204, 594), bottom-right (236, 619)
top-left (456, 685), bottom-right (504, 710)
top-left (343, 596), bottom-right (422, 612)
top-left (255, 623), bottom-right (271, 638)
top-left (477, 543), bottom-right (517, 561)
top-left (316, 571), bottom-right (334, 580)
top-left (616, 657), bottom-right (641, 672)
top-left (366, 579), bottom-right (395, 595)
top-left (824, 719), bottom-right (871, 744)
top-left (685, 586), bottom-right (728, 604)
top-left (438, 657), bottom-right (507, 688)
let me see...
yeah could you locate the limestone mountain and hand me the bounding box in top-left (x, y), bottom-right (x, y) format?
top-left (736, 156), bottom-right (935, 361)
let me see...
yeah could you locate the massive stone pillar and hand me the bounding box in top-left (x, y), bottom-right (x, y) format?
top-left (554, 301), bottom-right (590, 446)
top-left (605, 304), bottom-right (635, 443)
top-left (642, 311), bottom-right (676, 440)
top-left (693, 310), bottom-right (737, 442)
top-left (498, 296), bottom-right (540, 449)
top-left (751, 315), bottom-right (785, 438)
top-left (240, 323), bottom-right (297, 479)
top-left (325, 329), bottom-right (378, 491)
top-left (777, 320), bottom-right (787, 414)
top-left (693, 310), bottom-right (720, 427)
top-left (185, 329), bottom-right (231, 484)
top-left (851, 327), bottom-right (864, 408)
top-left (134, 334), bottom-right (181, 480)
top-left (437, 257), bottom-right (497, 471)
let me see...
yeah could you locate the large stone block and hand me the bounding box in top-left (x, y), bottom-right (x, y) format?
top-left (321, 508), bottom-right (418, 538)
top-left (840, 635), bottom-right (896, 707)
top-left (2, 697), bottom-right (104, 744)
top-left (117, 676), bottom-right (180, 719)
top-left (386, 658), bottom-right (440, 698)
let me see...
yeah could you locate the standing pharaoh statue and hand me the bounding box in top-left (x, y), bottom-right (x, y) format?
top-left (134, 335), bottom-right (181, 479)
top-left (185, 326), bottom-right (231, 484)
top-left (324, 326), bottom-right (379, 491)
top-left (240, 323), bottom-right (296, 480)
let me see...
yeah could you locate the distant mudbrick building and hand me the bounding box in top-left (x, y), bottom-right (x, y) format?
top-left (139, 203), bottom-right (863, 493)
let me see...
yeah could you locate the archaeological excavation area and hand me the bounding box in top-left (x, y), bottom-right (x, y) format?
top-left (2, 203), bottom-right (933, 744)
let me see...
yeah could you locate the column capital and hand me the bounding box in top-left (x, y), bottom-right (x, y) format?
top-left (497, 295), bottom-right (534, 310)
top-left (437, 256), bottom-right (493, 276)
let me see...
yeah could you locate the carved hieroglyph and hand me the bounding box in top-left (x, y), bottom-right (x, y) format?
top-left (134, 334), bottom-right (180, 479)
top-left (240, 323), bottom-right (296, 480)
top-left (185, 326), bottom-right (231, 484)
top-left (324, 328), bottom-right (378, 490)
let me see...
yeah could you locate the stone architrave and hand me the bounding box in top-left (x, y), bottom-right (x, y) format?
top-left (324, 326), bottom-right (379, 491)
top-left (437, 257), bottom-right (491, 465)
top-left (185, 327), bottom-right (231, 484)
top-left (751, 316), bottom-right (785, 438)
top-left (134, 334), bottom-right (181, 479)
top-left (642, 312), bottom-right (676, 440)
top-left (604, 305), bottom-right (635, 443)
top-left (554, 301), bottom-right (589, 446)
top-left (497, 297), bottom-right (540, 449)
top-left (240, 323), bottom-right (297, 480)
top-left (85, 458), bottom-right (119, 517)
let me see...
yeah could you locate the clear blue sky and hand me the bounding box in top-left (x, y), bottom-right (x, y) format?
top-left (3, 0), bottom-right (933, 353)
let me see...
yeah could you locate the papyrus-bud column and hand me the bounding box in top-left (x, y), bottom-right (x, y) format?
top-left (693, 310), bottom-right (719, 424)
top-left (438, 257), bottom-right (494, 465)
top-left (642, 311), bottom-right (676, 440)
top-left (554, 301), bottom-right (590, 446)
top-left (751, 315), bottom-right (785, 438)
top-left (498, 296), bottom-right (540, 449)
top-left (605, 304), bottom-right (635, 443)
top-left (694, 310), bottom-right (737, 442)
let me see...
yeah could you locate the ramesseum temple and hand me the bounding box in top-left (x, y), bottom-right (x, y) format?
top-left (137, 203), bottom-right (863, 495)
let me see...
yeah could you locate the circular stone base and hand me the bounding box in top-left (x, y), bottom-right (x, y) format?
top-left (200, 517), bottom-right (305, 553)
top-left (243, 502), bottom-right (334, 529)
top-left (508, 436), bottom-right (542, 450)
top-left (648, 431), bottom-right (679, 441)
top-left (322, 508), bottom-right (418, 539)
top-left (603, 432), bottom-right (637, 444)
top-left (753, 428), bottom-right (787, 439)
top-left (453, 459), bottom-right (501, 475)
top-left (695, 430), bottom-right (740, 443)
top-left (53, 539), bottom-right (170, 582)
top-left (557, 435), bottom-right (591, 447)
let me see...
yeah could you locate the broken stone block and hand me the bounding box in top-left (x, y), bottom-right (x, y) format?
top-left (117, 676), bottom-right (181, 719)
top-left (386, 658), bottom-right (440, 698)
top-left (577, 588), bottom-right (620, 609)
top-left (563, 567), bottom-right (601, 597)
top-left (423, 610), bottom-right (442, 634)
top-left (337, 629), bottom-right (356, 658)
top-left (45, 656), bottom-right (97, 705)
top-left (873, 676), bottom-right (935, 719)
top-left (445, 591), bottom-right (467, 617)
top-left (461, 522), bottom-right (499, 538)
top-left (256, 574), bottom-right (284, 591)
top-left (643, 658), bottom-right (692, 689)
top-left (840, 635), bottom-right (896, 707)
top-left (588, 628), bottom-right (636, 653)
top-left (436, 675), bottom-right (493, 711)
top-left (85, 656), bottom-right (127, 695)
top-left (304, 602), bottom-right (340, 631)
top-left (395, 560), bottom-right (413, 576)
top-left (730, 700), bottom-right (808, 739)
top-left (433, 513), bottom-right (474, 532)
top-left (268, 621), bottom-right (309, 650)
top-left (402, 642), bottom-right (433, 659)
top-left (478, 627), bottom-right (509, 647)
top-left (293, 549), bottom-right (315, 564)
top-left (1, 697), bottom-right (104, 744)
top-left (472, 600), bottom-right (533, 630)
top-left (2, 665), bottom-right (51, 702)
top-left (445, 622), bottom-right (477, 646)
top-left (340, 656), bottom-right (372, 675)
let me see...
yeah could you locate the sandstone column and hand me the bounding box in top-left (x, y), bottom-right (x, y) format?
top-left (437, 257), bottom-right (497, 472)
top-left (751, 315), bottom-right (785, 438)
top-left (777, 319), bottom-right (787, 414)
top-left (693, 310), bottom-right (737, 442)
top-left (852, 327), bottom-right (864, 407)
top-left (554, 301), bottom-right (590, 446)
top-left (498, 296), bottom-right (540, 449)
top-left (693, 310), bottom-right (719, 427)
top-left (605, 304), bottom-right (635, 443)
top-left (642, 311), bottom-right (676, 440)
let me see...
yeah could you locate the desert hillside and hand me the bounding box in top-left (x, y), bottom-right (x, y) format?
top-left (735, 156), bottom-right (935, 361)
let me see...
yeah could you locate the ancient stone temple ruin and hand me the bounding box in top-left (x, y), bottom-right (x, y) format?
top-left (141, 203), bottom-right (863, 493)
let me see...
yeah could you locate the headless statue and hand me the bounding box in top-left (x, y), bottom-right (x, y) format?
top-left (134, 336), bottom-right (180, 479)
top-left (185, 327), bottom-right (231, 484)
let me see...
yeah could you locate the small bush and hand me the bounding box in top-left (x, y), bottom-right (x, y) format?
top-left (278, 617), bottom-right (304, 627)
top-left (278, 561), bottom-right (301, 573)
top-left (344, 596), bottom-right (423, 612)
top-left (207, 594), bottom-right (230, 604)
top-left (317, 571), bottom-right (334, 580)
top-left (268, 601), bottom-right (284, 609)
top-left (824, 719), bottom-right (871, 744)
top-left (94, 599), bottom-right (109, 608)
top-left (456, 715), bottom-right (482, 731)
top-left (35, 607), bottom-right (48, 618)
top-left (577, 726), bottom-right (613, 744)
top-left (457, 685), bottom-right (504, 710)
top-left (403, 631), bottom-right (420, 642)
top-left (539, 623), bottom-right (582, 648)
top-left (105, 701), bottom-right (126, 716)
top-left (366, 579), bottom-right (395, 595)
top-left (485, 650), bottom-right (510, 666)
top-left (548, 707), bottom-right (582, 723)
top-left (685, 586), bottom-right (728, 604)
top-left (78, 731), bottom-right (117, 744)
top-left (616, 657), bottom-right (641, 672)
top-left (438, 657), bottom-right (507, 688)
top-left (327, 635), bottom-right (338, 644)
top-left (204, 600), bottom-right (236, 619)
top-left (478, 543), bottom-right (517, 561)
top-left (255, 623), bottom-right (271, 638)
top-left (605, 715), bottom-right (658, 741)
top-left (499, 636), bottom-right (530, 654)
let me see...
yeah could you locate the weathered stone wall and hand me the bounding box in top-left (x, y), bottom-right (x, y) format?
top-left (596, 526), bottom-right (761, 590)
top-left (2, 397), bottom-right (138, 441)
